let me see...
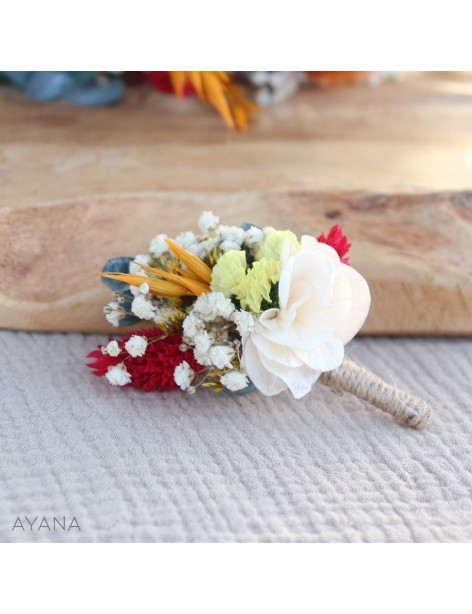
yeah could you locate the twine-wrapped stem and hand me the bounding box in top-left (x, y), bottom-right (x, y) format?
top-left (319, 358), bottom-right (433, 429)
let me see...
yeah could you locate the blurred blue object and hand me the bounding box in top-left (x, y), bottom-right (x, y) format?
top-left (0, 71), bottom-right (124, 106)
top-left (101, 257), bottom-right (134, 292)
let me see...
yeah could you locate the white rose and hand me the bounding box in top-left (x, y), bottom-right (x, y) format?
top-left (241, 236), bottom-right (371, 399)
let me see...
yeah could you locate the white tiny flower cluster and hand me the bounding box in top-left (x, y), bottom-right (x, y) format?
top-left (103, 336), bottom-right (148, 359)
top-left (149, 234), bottom-right (168, 259)
top-left (103, 340), bottom-right (121, 357)
top-left (129, 285), bottom-right (176, 328)
top-left (131, 295), bottom-right (157, 321)
top-left (244, 226), bottom-right (264, 247)
top-left (232, 310), bottom-right (256, 337)
top-left (182, 293), bottom-right (236, 369)
top-left (218, 225), bottom-right (246, 253)
top-left (129, 254), bottom-right (151, 275)
top-left (198, 211), bottom-right (219, 233)
top-left (171, 225), bottom-right (222, 260)
top-left (154, 303), bottom-right (177, 328)
top-left (144, 213), bottom-right (270, 282)
top-left (242, 71), bottom-right (302, 106)
top-left (125, 335), bottom-right (148, 358)
top-left (174, 361), bottom-right (194, 391)
top-left (217, 222), bottom-right (273, 253)
top-left (129, 270), bottom-right (148, 297)
top-left (193, 292), bottom-right (236, 321)
top-left (104, 301), bottom-right (124, 327)
top-left (175, 231), bottom-right (197, 251)
top-left (129, 281), bottom-right (150, 298)
top-left (221, 370), bottom-right (249, 391)
top-left (106, 363), bottom-right (131, 386)
top-left (176, 292), bottom-right (254, 392)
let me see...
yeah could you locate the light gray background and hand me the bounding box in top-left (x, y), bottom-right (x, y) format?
top-left (1, 331), bottom-right (471, 542)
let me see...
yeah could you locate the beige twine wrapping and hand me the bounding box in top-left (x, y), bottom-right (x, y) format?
top-left (319, 358), bottom-right (433, 429)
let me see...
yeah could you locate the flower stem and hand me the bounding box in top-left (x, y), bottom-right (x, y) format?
top-left (319, 358), bottom-right (433, 429)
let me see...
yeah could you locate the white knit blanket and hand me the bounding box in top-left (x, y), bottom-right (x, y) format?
top-left (1, 332), bottom-right (471, 542)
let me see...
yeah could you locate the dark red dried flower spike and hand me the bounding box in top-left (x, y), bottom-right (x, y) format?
top-left (317, 225), bottom-right (352, 265)
top-left (87, 328), bottom-right (202, 392)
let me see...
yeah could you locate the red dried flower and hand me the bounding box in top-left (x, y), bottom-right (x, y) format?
top-left (317, 225), bottom-right (352, 265)
top-left (87, 328), bottom-right (202, 392)
top-left (141, 72), bottom-right (195, 96)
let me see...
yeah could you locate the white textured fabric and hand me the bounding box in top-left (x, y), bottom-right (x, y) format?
top-left (1, 331), bottom-right (471, 542)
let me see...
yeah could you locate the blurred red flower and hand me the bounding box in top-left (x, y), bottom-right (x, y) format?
top-left (317, 225), bottom-right (352, 265)
top-left (141, 72), bottom-right (195, 96)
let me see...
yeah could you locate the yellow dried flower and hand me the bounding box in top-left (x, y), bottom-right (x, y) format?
top-left (237, 258), bottom-right (281, 313)
top-left (169, 71), bottom-right (257, 131)
top-left (256, 230), bottom-right (300, 261)
top-left (210, 250), bottom-right (246, 297)
top-left (210, 250), bottom-right (281, 313)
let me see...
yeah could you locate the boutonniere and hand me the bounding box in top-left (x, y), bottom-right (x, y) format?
top-left (87, 212), bottom-right (432, 429)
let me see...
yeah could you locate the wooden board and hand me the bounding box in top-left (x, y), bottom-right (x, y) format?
top-left (1, 72), bottom-right (472, 334)
top-left (1, 190), bottom-right (471, 334)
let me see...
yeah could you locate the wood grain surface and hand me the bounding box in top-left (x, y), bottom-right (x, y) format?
top-left (1, 72), bottom-right (472, 334)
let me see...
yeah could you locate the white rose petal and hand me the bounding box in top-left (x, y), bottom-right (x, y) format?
top-left (105, 363), bottom-right (131, 386)
top-left (125, 335), bottom-right (148, 358)
top-left (241, 236), bottom-right (371, 399)
top-left (221, 370), bottom-right (249, 392)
